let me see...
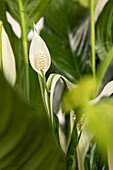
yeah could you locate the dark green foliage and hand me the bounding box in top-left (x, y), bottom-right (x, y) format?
top-left (41, 0), bottom-right (92, 82)
top-left (85, 139), bottom-right (108, 170)
top-left (0, 71), bottom-right (66, 169)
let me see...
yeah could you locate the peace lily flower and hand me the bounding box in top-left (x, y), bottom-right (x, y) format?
top-left (29, 29), bottom-right (51, 76)
top-left (0, 21), bottom-right (16, 86)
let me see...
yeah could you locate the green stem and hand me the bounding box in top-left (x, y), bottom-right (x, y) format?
top-left (90, 0), bottom-right (96, 77)
top-left (18, 0), bottom-right (29, 102)
top-left (38, 74), bottom-right (52, 124)
top-left (41, 70), bottom-right (50, 94)
top-left (0, 21), bottom-right (3, 71)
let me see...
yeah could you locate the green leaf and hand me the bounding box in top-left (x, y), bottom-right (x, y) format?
top-left (72, 0), bottom-right (98, 8)
top-left (44, 73), bottom-right (74, 151)
top-left (5, 0), bottom-right (52, 33)
top-left (96, 0), bottom-right (113, 60)
top-left (85, 140), bottom-right (108, 170)
top-left (0, 71), bottom-right (66, 169)
top-left (41, 0), bottom-right (91, 82)
top-left (62, 76), bottom-right (96, 113)
top-left (95, 0), bottom-right (113, 93)
top-left (87, 101), bottom-right (113, 152)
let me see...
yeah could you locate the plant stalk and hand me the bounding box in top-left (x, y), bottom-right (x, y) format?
top-left (18, 0), bottom-right (29, 102)
top-left (41, 70), bottom-right (50, 94)
top-left (0, 21), bottom-right (3, 71)
top-left (90, 0), bottom-right (96, 78)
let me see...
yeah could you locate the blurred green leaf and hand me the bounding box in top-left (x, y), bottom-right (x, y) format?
top-left (62, 76), bottom-right (96, 113)
top-left (87, 101), bottom-right (113, 152)
top-left (72, 0), bottom-right (98, 8)
top-left (41, 0), bottom-right (91, 82)
top-left (0, 71), bottom-right (66, 169)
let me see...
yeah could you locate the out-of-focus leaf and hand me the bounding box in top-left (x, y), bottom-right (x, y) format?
top-left (0, 71), bottom-right (66, 169)
top-left (87, 101), bottom-right (113, 152)
top-left (62, 76), bottom-right (96, 113)
top-left (72, 0), bottom-right (98, 8)
top-left (92, 80), bottom-right (113, 104)
top-left (41, 0), bottom-right (91, 82)
top-left (5, 0), bottom-right (52, 34)
top-left (108, 149), bottom-right (113, 170)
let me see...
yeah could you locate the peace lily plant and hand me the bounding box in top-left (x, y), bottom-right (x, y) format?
top-left (0, 0), bottom-right (113, 169)
top-left (29, 25), bottom-right (113, 170)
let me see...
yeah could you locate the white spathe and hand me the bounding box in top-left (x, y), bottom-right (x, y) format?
top-left (29, 29), bottom-right (51, 76)
top-left (28, 18), bottom-right (44, 40)
top-left (0, 25), bottom-right (16, 86)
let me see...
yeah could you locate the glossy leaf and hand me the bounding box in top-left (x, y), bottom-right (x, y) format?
top-left (0, 71), bottom-right (66, 169)
top-left (41, 0), bottom-right (91, 82)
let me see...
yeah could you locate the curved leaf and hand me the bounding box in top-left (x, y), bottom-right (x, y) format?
top-left (95, 0), bottom-right (113, 93)
top-left (41, 0), bottom-right (91, 82)
top-left (0, 71), bottom-right (66, 169)
top-left (96, 0), bottom-right (113, 60)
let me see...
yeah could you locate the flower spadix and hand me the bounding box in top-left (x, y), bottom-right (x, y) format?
top-left (0, 21), bottom-right (16, 86)
top-left (29, 29), bottom-right (51, 76)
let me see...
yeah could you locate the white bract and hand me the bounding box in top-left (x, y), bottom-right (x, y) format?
top-left (29, 29), bottom-right (51, 76)
top-left (0, 22), bottom-right (16, 86)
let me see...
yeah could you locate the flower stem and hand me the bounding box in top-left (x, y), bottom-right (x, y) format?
top-left (41, 70), bottom-right (50, 94)
top-left (0, 21), bottom-right (3, 71)
top-left (90, 0), bottom-right (96, 78)
top-left (18, 0), bottom-right (29, 102)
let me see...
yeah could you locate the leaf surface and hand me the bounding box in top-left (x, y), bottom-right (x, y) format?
top-left (0, 71), bottom-right (66, 170)
top-left (41, 0), bottom-right (91, 82)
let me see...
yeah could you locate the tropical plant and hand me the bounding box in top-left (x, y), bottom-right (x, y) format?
top-left (0, 0), bottom-right (113, 169)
